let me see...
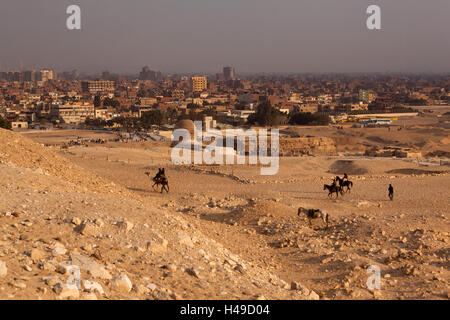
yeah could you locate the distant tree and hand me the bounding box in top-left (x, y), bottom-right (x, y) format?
top-left (188, 108), bottom-right (203, 121)
top-left (289, 112), bottom-right (330, 126)
top-left (246, 101), bottom-right (286, 127)
top-left (85, 117), bottom-right (106, 127)
top-left (0, 116), bottom-right (11, 130)
top-left (103, 97), bottom-right (120, 108)
top-left (94, 95), bottom-right (102, 108)
top-left (165, 108), bottom-right (179, 124)
top-left (235, 102), bottom-right (248, 110)
top-left (187, 103), bottom-right (202, 109)
top-left (112, 116), bottom-right (135, 130)
top-left (137, 88), bottom-right (156, 98)
top-left (141, 110), bottom-right (166, 128)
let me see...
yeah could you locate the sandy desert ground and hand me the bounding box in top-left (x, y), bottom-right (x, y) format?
top-left (0, 116), bottom-right (448, 300)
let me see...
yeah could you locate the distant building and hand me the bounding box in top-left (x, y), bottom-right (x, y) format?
top-left (51, 104), bottom-right (95, 124)
top-left (132, 105), bottom-right (155, 118)
top-left (94, 108), bottom-right (116, 121)
top-left (359, 90), bottom-right (376, 104)
top-left (299, 104), bottom-right (319, 113)
top-left (191, 76), bottom-right (207, 92)
top-left (41, 69), bottom-right (56, 82)
top-left (81, 80), bottom-right (115, 94)
top-left (23, 71), bottom-right (37, 82)
top-left (223, 67), bottom-right (235, 81)
top-left (139, 67), bottom-right (162, 81)
top-left (139, 97), bottom-right (158, 106)
top-left (203, 116), bottom-right (217, 131)
top-left (171, 89), bottom-right (185, 101)
top-left (368, 97), bottom-right (394, 111)
top-left (11, 121), bottom-right (28, 129)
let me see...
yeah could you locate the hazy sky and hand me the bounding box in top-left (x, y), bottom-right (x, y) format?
top-left (1, 0), bottom-right (449, 74)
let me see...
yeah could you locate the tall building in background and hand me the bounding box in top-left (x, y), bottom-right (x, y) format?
top-left (191, 76), bottom-right (207, 92)
top-left (41, 69), bottom-right (56, 81)
top-left (23, 70), bottom-right (37, 82)
top-left (139, 66), bottom-right (162, 81)
top-left (223, 66), bottom-right (235, 81)
top-left (81, 80), bottom-right (115, 94)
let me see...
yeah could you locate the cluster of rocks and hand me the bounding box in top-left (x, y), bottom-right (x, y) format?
top-left (280, 137), bottom-right (337, 157)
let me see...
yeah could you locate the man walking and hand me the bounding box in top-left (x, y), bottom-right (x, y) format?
top-left (388, 184), bottom-right (394, 201)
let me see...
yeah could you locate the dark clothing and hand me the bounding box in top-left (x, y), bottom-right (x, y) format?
top-left (388, 185), bottom-right (394, 200)
top-left (154, 168), bottom-right (163, 180)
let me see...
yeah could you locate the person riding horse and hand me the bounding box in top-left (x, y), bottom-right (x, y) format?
top-left (154, 168), bottom-right (169, 193)
top-left (144, 168), bottom-right (169, 193)
top-left (334, 174), bottom-right (353, 193)
top-left (154, 168), bottom-right (163, 180)
top-left (324, 179), bottom-right (343, 198)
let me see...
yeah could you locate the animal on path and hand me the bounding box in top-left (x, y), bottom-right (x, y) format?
top-left (324, 183), bottom-right (343, 198)
top-left (335, 176), bottom-right (353, 193)
top-left (297, 207), bottom-right (329, 228)
top-left (145, 170), bottom-right (169, 193)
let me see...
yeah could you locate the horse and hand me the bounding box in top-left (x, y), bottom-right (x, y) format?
top-left (335, 176), bottom-right (353, 193)
top-left (324, 183), bottom-right (343, 198)
top-left (145, 172), bottom-right (169, 193)
top-left (297, 207), bottom-right (329, 228)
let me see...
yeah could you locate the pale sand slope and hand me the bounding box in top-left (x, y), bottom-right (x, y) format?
top-left (1, 127), bottom-right (448, 300)
top-left (0, 129), bottom-right (312, 300)
top-left (54, 135), bottom-right (449, 300)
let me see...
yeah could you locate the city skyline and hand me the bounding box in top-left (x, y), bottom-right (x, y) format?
top-left (1, 1), bottom-right (450, 74)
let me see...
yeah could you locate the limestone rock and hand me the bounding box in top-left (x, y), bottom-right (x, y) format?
top-left (44, 276), bottom-right (61, 287)
top-left (83, 292), bottom-right (98, 300)
top-left (74, 222), bottom-right (96, 236)
top-left (70, 254), bottom-right (112, 280)
top-left (94, 219), bottom-right (105, 228)
top-left (29, 248), bottom-right (46, 262)
top-left (308, 290), bottom-right (320, 300)
top-left (133, 284), bottom-right (149, 295)
top-left (112, 274), bottom-right (133, 293)
top-left (117, 220), bottom-right (134, 233)
top-left (52, 243), bottom-right (67, 256)
top-left (54, 283), bottom-right (80, 299)
top-left (146, 242), bottom-right (166, 254)
top-left (71, 217), bottom-right (82, 226)
top-left (185, 268), bottom-right (200, 278)
top-left (82, 280), bottom-right (105, 296)
top-left (0, 260), bottom-right (7, 277)
top-left (177, 231), bottom-right (194, 248)
top-left (146, 283), bottom-right (158, 291)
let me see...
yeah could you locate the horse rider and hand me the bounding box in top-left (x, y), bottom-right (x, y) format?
top-left (154, 168), bottom-right (163, 181)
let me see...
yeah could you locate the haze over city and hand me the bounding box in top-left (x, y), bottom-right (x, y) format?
top-left (1, 0), bottom-right (450, 74)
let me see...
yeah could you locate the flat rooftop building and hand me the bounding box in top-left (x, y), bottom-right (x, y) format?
top-left (81, 80), bottom-right (115, 94)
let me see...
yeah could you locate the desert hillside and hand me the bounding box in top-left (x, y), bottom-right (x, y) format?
top-left (0, 129), bottom-right (308, 300)
top-left (0, 128), bottom-right (449, 300)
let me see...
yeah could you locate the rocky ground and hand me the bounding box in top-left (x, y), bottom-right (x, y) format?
top-left (0, 125), bottom-right (449, 300)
